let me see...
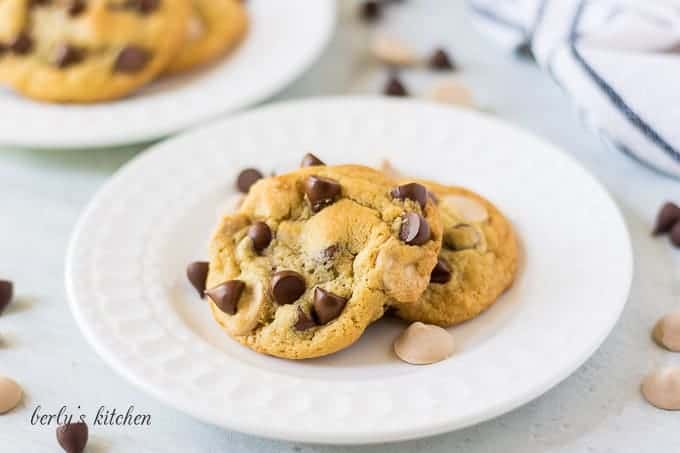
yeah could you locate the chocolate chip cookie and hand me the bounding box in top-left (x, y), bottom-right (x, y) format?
top-left (392, 181), bottom-right (518, 327)
top-left (165, 0), bottom-right (247, 74)
top-left (205, 165), bottom-right (443, 359)
top-left (0, 0), bottom-right (190, 102)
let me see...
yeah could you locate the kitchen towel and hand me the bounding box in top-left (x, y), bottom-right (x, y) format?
top-left (470, 0), bottom-right (680, 178)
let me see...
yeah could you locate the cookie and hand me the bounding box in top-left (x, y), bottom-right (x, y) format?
top-left (393, 181), bottom-right (518, 327)
top-left (0, 0), bottom-right (190, 103)
top-left (205, 165), bottom-right (443, 359)
top-left (165, 0), bottom-right (247, 74)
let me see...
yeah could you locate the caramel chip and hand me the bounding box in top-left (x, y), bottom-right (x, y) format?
top-left (312, 287), bottom-right (347, 324)
top-left (206, 280), bottom-right (245, 315)
top-left (641, 368), bottom-right (680, 411)
top-left (394, 322), bottom-right (455, 365)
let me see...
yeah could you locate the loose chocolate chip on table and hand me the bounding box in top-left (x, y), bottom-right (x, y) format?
top-left (516, 42), bottom-right (535, 60)
top-left (391, 182), bottom-right (428, 209)
top-left (113, 46), bottom-right (150, 73)
top-left (430, 257), bottom-right (452, 284)
top-left (10, 33), bottom-right (33, 55)
top-left (360, 1), bottom-right (381, 22)
top-left (56, 421), bottom-right (88, 453)
top-left (248, 221), bottom-right (272, 252)
top-left (399, 212), bottom-right (431, 245)
top-left (68, 0), bottom-right (86, 16)
top-left (236, 168), bottom-right (263, 193)
top-left (301, 153), bottom-right (325, 167)
top-left (53, 44), bottom-right (85, 68)
top-left (206, 280), bottom-right (245, 315)
top-left (312, 287), bottom-right (347, 325)
top-left (294, 306), bottom-right (317, 331)
top-left (653, 202), bottom-right (680, 235)
top-left (271, 271), bottom-right (306, 305)
top-left (383, 75), bottom-right (408, 97)
top-left (0, 280), bottom-right (12, 315)
top-left (186, 262), bottom-right (209, 297)
top-left (671, 222), bottom-right (680, 247)
top-left (428, 48), bottom-right (456, 71)
top-left (304, 175), bottom-right (341, 212)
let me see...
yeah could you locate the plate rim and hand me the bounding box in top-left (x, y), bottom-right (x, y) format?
top-left (65, 96), bottom-right (634, 444)
top-left (0, 0), bottom-right (336, 150)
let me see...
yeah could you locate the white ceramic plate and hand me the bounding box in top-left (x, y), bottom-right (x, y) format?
top-left (0, 1), bottom-right (335, 149)
top-left (66, 98), bottom-right (633, 444)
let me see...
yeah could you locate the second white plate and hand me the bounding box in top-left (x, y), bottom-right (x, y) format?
top-left (66, 97), bottom-right (633, 444)
top-left (0, 0), bottom-right (335, 149)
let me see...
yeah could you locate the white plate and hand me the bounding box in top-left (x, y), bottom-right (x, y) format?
top-left (0, 1), bottom-right (335, 149)
top-left (66, 97), bottom-right (633, 444)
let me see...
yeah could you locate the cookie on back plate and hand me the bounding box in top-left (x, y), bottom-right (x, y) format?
top-left (0, 0), bottom-right (190, 103)
top-left (165, 0), bottom-right (247, 75)
top-left (205, 165), bottom-right (443, 359)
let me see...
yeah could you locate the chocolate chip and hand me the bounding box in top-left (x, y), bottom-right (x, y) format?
top-left (321, 245), bottom-right (338, 260)
top-left (653, 202), bottom-right (680, 235)
top-left (113, 46), bottom-right (150, 73)
top-left (671, 222), bottom-right (680, 248)
top-left (114, 0), bottom-right (159, 13)
top-left (0, 280), bottom-right (13, 316)
top-left (205, 280), bottom-right (245, 315)
top-left (236, 168), bottom-right (263, 193)
top-left (428, 48), bottom-right (456, 71)
top-left (0, 43), bottom-right (6, 56)
top-left (30, 0), bottom-right (51, 6)
top-left (312, 287), bottom-right (347, 325)
top-left (271, 271), bottom-right (305, 305)
top-left (10, 33), bottom-right (33, 55)
top-left (52, 44), bottom-right (85, 68)
top-left (430, 257), bottom-right (452, 284)
top-left (391, 182), bottom-right (428, 209)
top-left (301, 153), bottom-right (325, 167)
top-left (67, 0), bottom-right (86, 16)
top-left (360, 1), bottom-right (381, 22)
top-left (248, 221), bottom-right (272, 252)
top-left (186, 261), bottom-right (209, 297)
top-left (134, 0), bottom-right (160, 13)
top-left (294, 306), bottom-right (317, 331)
top-left (399, 212), bottom-right (431, 245)
top-left (383, 75), bottom-right (408, 96)
top-left (445, 224), bottom-right (480, 250)
top-left (304, 175), bottom-right (341, 212)
top-left (56, 422), bottom-right (88, 453)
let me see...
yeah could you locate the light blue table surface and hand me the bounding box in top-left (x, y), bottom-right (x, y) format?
top-left (2, 1), bottom-right (679, 451)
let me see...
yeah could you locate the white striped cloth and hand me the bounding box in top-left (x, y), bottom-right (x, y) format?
top-left (469, 0), bottom-right (680, 178)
